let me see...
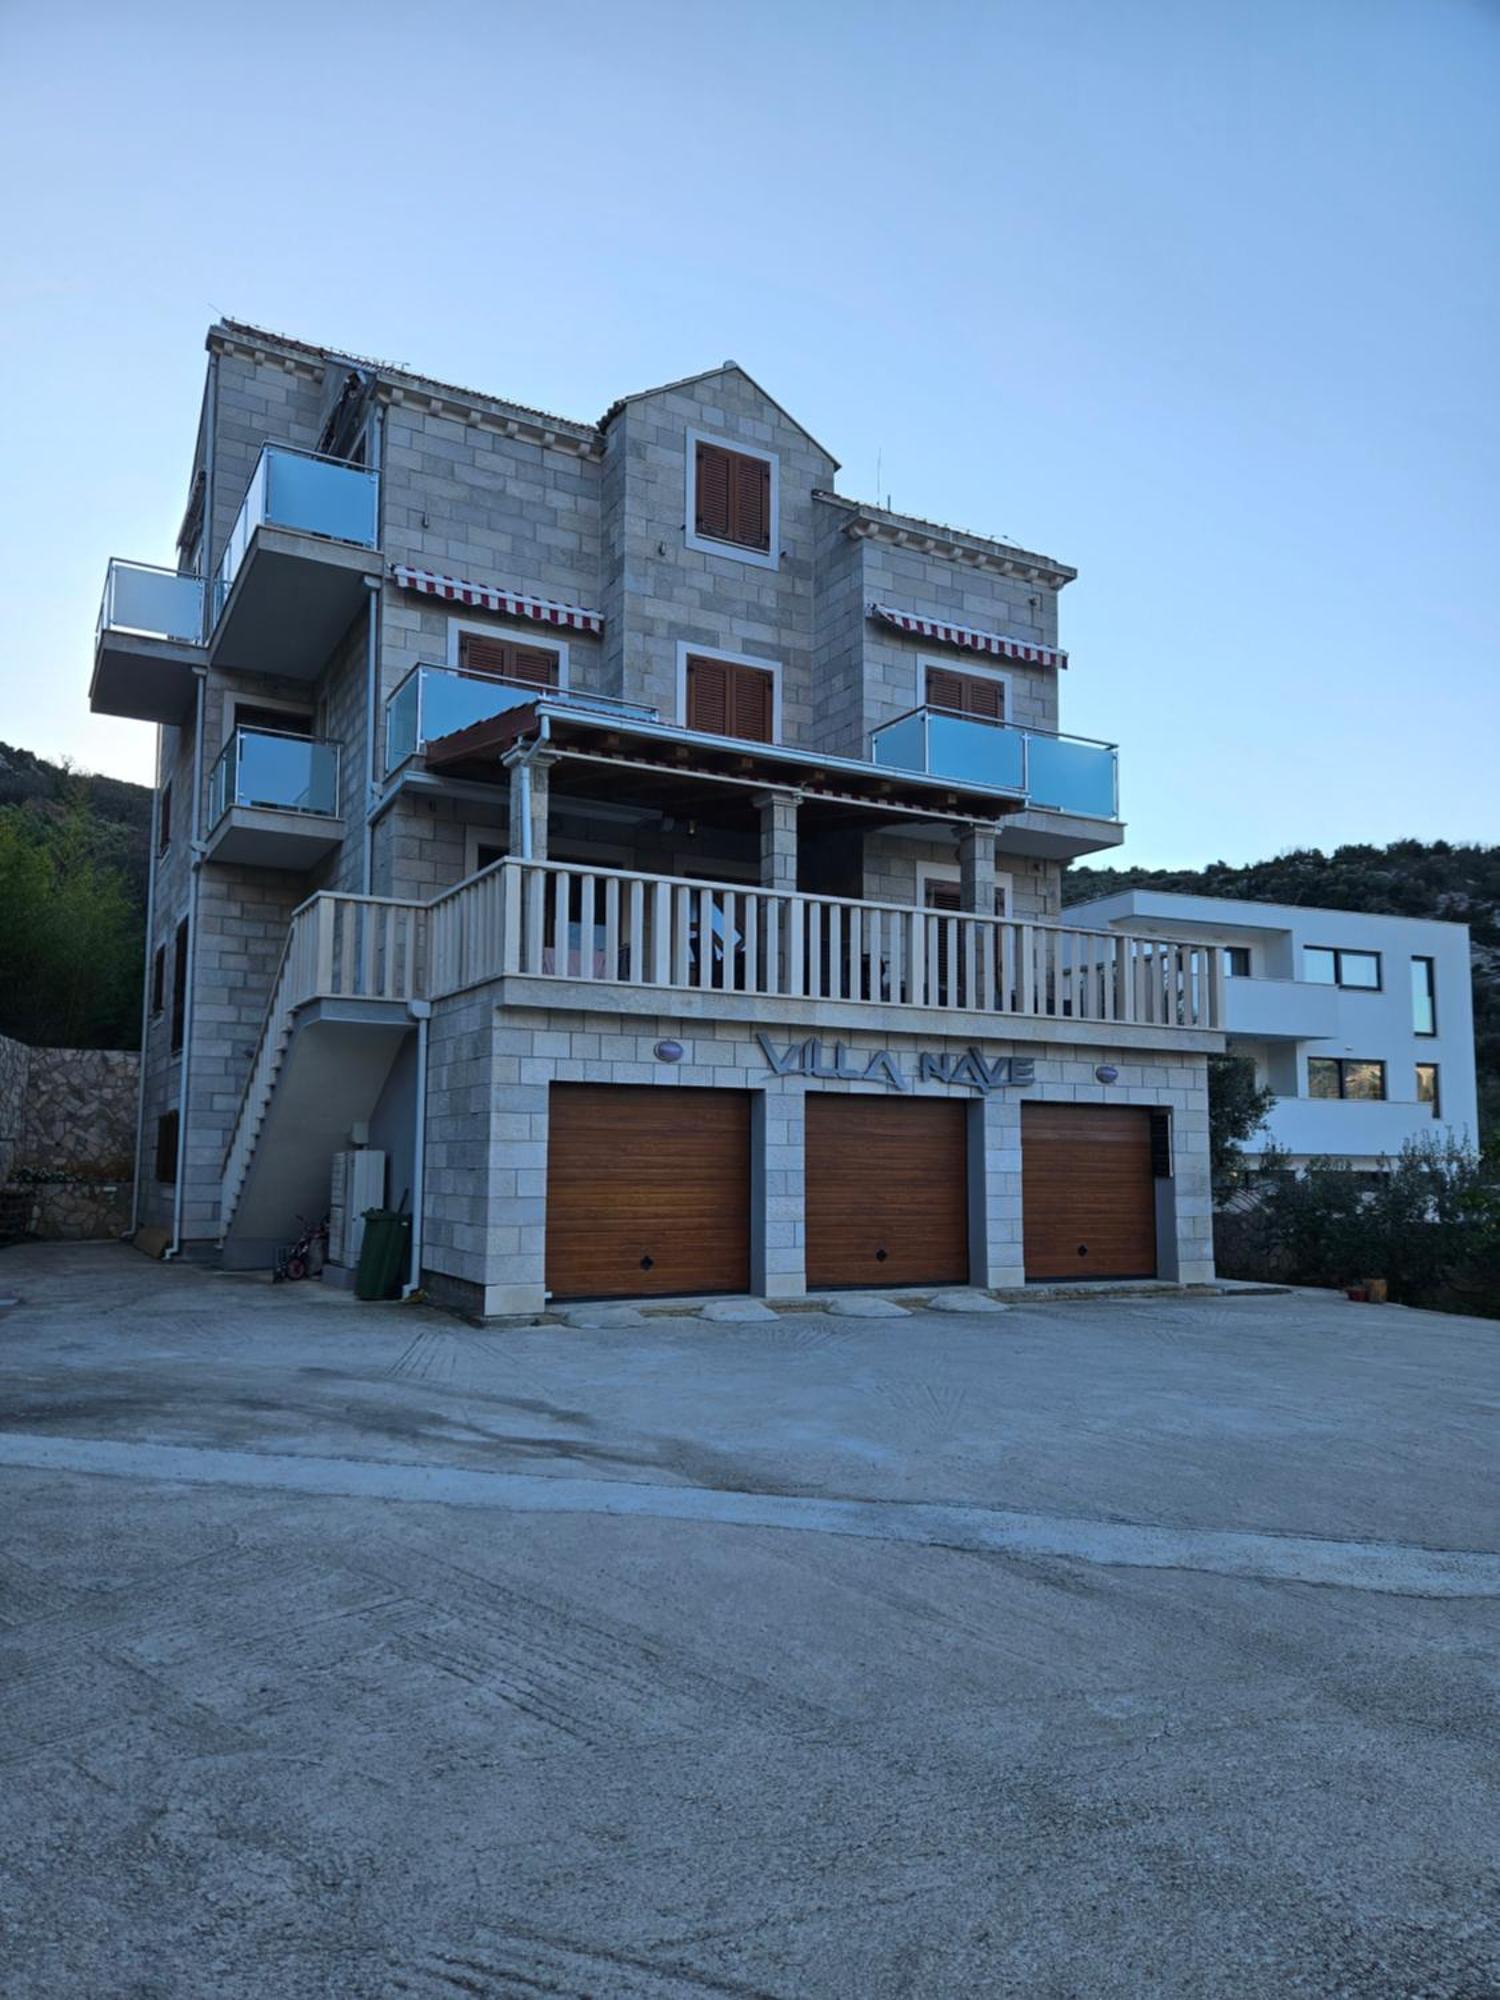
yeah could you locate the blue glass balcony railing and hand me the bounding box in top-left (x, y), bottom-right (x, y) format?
top-left (384, 664), bottom-right (659, 774)
top-left (869, 707), bottom-right (1120, 820)
top-left (213, 444), bottom-right (378, 619)
top-left (97, 560), bottom-right (205, 644)
top-left (207, 728), bottom-right (342, 825)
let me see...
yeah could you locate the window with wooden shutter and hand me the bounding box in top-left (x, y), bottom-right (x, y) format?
top-left (685, 656), bottom-right (774, 742)
top-left (457, 629), bottom-right (560, 691)
top-left (170, 919), bottom-right (188, 1054)
top-left (155, 1111), bottom-right (179, 1186)
top-left (925, 665), bottom-right (1005, 721)
top-left (693, 442), bottom-right (773, 554)
top-left (150, 945), bottom-right (166, 1017)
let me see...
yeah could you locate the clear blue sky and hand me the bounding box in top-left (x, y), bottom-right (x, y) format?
top-left (1, 0), bottom-right (1495, 868)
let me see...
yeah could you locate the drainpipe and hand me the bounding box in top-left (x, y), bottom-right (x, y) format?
top-left (362, 397), bottom-right (385, 894)
top-left (167, 352), bottom-right (217, 1261)
top-left (362, 575), bottom-right (381, 893)
top-left (402, 999), bottom-right (431, 1298)
top-left (167, 666), bottom-right (207, 1258)
top-left (507, 713), bottom-right (552, 860)
top-left (127, 761), bottom-right (162, 1235)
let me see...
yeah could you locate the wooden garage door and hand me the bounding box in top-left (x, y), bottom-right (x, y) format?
top-left (546, 1085), bottom-right (750, 1301)
top-left (1022, 1103), bottom-right (1157, 1281)
top-left (805, 1095), bottom-right (969, 1290)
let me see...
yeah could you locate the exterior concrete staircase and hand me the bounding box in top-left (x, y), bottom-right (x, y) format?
top-left (219, 893), bottom-right (424, 1265)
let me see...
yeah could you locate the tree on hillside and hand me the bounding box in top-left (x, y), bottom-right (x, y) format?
top-left (0, 788), bottom-right (143, 1049)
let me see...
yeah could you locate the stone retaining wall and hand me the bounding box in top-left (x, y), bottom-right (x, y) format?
top-left (0, 1035), bottom-right (139, 1241)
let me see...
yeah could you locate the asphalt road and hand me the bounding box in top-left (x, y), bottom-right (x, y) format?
top-left (2, 1245), bottom-right (1497, 1997)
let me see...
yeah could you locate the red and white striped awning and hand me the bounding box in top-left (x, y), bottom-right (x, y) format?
top-left (391, 564), bottom-right (604, 636)
top-left (869, 602), bottom-right (1066, 670)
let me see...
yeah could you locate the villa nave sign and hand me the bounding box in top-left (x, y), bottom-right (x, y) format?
top-left (755, 1034), bottom-right (1035, 1096)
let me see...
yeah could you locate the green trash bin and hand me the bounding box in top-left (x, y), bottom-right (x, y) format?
top-left (355, 1206), bottom-right (411, 1301)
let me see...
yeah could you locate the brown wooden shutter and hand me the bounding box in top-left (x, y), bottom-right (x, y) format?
top-left (686, 656), bottom-right (730, 734)
top-left (507, 643), bottom-right (560, 690)
top-left (926, 665), bottom-right (1004, 719)
top-left (695, 443), bottom-right (733, 540)
top-left (732, 452), bottom-right (771, 551)
top-left (150, 946), bottom-right (165, 1016)
top-left (458, 630), bottom-right (511, 677)
top-left (457, 630), bottom-right (558, 689)
top-left (730, 662), bottom-right (773, 742)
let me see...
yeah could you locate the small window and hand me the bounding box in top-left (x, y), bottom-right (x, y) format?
top-left (155, 1111), bottom-right (179, 1185)
top-left (925, 666), bottom-right (1005, 721)
top-left (457, 629), bottom-right (560, 691)
top-left (1415, 1063), bottom-right (1441, 1116)
top-left (1304, 945), bottom-right (1381, 990)
top-left (170, 918), bottom-right (189, 1054)
top-left (150, 945), bottom-right (166, 1017)
top-left (685, 654), bottom-right (774, 742)
top-left (158, 782), bottom-right (172, 854)
top-left (692, 440), bottom-right (772, 554)
top-left (1308, 1057), bottom-right (1386, 1101)
top-left (1223, 946), bottom-right (1252, 978)
top-left (1411, 957), bottom-right (1437, 1037)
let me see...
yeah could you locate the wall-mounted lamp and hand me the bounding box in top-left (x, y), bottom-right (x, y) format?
top-left (1095, 1065), bottom-right (1119, 1085)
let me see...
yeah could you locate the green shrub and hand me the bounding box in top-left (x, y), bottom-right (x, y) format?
top-left (1217, 1134), bottom-right (1500, 1318)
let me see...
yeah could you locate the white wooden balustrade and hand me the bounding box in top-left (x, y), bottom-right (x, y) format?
top-left (426, 859), bottom-right (1223, 1030)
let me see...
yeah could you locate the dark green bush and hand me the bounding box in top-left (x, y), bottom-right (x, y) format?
top-left (1216, 1134), bottom-right (1500, 1318)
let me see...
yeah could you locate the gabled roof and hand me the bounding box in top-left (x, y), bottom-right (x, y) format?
top-left (599, 362), bottom-right (839, 466)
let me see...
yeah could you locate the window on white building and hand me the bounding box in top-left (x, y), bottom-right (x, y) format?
top-left (1304, 946), bottom-right (1381, 990)
top-left (1411, 957), bottom-right (1437, 1036)
top-left (1308, 1057), bottom-right (1386, 1101)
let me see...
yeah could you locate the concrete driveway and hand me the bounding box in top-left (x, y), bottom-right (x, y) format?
top-left (2, 1245), bottom-right (1497, 1997)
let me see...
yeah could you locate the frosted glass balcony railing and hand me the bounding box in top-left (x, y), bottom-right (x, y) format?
top-left (384, 664), bottom-right (660, 774)
top-left (870, 707), bottom-right (1119, 820)
top-left (214, 444), bottom-right (379, 617)
top-left (97, 560), bottom-right (205, 644)
top-left (207, 728), bottom-right (341, 825)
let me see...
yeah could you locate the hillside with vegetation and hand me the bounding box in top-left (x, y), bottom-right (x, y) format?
top-left (0, 743), bottom-right (151, 1049)
top-left (1065, 842), bottom-right (1500, 1137)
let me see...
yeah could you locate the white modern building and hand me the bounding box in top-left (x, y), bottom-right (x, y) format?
top-left (1067, 890), bottom-right (1478, 1169)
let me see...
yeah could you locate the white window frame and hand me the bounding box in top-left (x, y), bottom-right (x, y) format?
top-left (675, 641), bottom-right (783, 744)
top-left (445, 615), bottom-right (570, 688)
top-left (915, 859), bottom-right (1013, 918)
top-left (684, 427), bottom-right (780, 572)
top-left (918, 653), bottom-right (1012, 717)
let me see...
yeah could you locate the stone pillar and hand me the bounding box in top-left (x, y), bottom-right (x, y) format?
top-left (977, 1093), bottom-right (1025, 1289)
top-left (505, 751), bottom-right (555, 862)
top-left (755, 790), bottom-right (800, 891)
top-left (958, 826), bottom-right (998, 914)
top-left (754, 1082), bottom-right (806, 1298)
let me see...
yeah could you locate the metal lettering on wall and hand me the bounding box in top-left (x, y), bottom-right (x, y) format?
top-left (755, 1034), bottom-right (1035, 1096)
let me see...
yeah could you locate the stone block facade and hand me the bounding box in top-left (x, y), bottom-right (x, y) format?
top-left (418, 999), bottom-right (1214, 1318)
top-left (109, 319), bottom-right (1204, 1292)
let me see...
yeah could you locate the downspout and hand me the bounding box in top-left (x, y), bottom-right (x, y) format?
top-left (127, 758), bottom-right (162, 1234)
top-left (362, 575), bottom-right (381, 893)
top-left (401, 999), bottom-right (431, 1299)
top-left (362, 399), bottom-right (385, 895)
top-left (167, 349), bottom-right (218, 1259)
top-left (509, 712), bottom-right (552, 860)
top-left (167, 666), bottom-right (207, 1258)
